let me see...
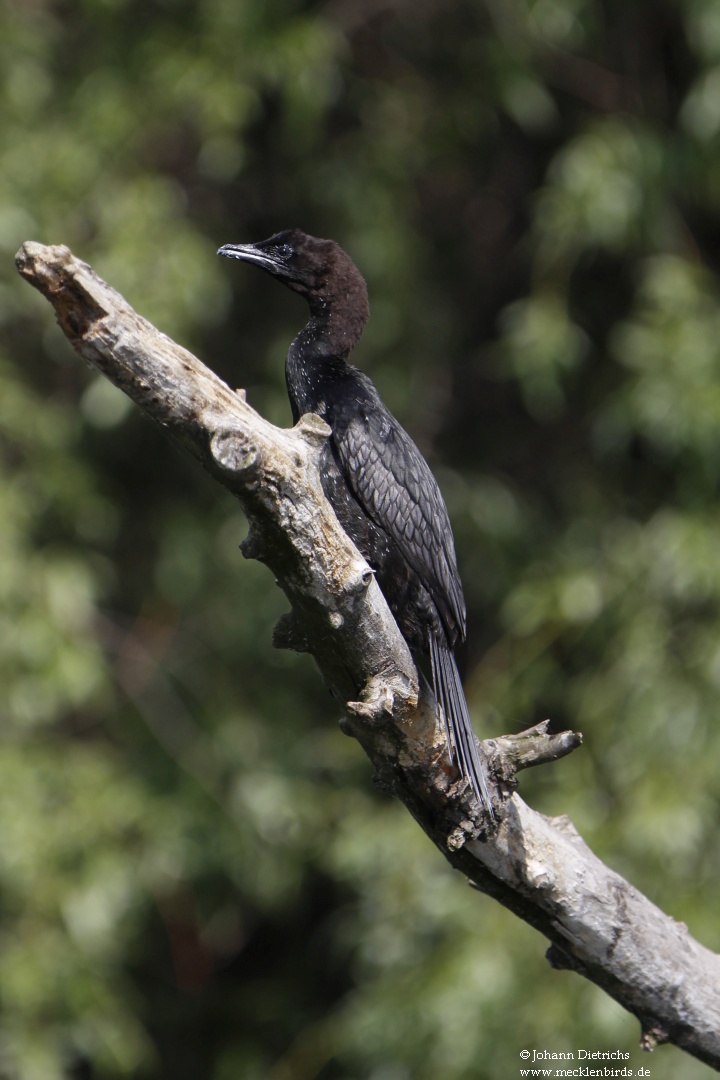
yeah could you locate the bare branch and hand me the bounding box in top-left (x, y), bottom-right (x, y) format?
top-left (16, 241), bottom-right (720, 1071)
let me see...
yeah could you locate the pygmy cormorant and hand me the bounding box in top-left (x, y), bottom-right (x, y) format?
top-left (218, 229), bottom-right (492, 812)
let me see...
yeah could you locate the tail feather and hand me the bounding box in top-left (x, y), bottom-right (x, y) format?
top-left (429, 633), bottom-right (493, 813)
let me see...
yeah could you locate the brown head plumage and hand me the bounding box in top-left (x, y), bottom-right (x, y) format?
top-left (218, 228), bottom-right (370, 354)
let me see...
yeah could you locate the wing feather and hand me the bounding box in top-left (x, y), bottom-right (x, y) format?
top-left (330, 374), bottom-right (466, 642)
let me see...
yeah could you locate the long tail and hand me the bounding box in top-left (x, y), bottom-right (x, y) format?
top-left (429, 633), bottom-right (493, 813)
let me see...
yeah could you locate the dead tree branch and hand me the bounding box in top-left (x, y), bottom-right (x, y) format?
top-left (16, 241), bottom-right (720, 1071)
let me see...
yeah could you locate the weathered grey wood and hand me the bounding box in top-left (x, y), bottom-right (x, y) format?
top-left (16, 241), bottom-right (720, 1071)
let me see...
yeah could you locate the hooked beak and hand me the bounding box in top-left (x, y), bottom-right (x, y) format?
top-left (218, 232), bottom-right (306, 290)
top-left (217, 243), bottom-right (279, 271)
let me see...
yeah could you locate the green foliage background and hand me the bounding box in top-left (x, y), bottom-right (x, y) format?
top-left (1, 0), bottom-right (719, 1077)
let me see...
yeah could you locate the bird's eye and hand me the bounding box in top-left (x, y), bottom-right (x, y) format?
top-left (276, 244), bottom-right (293, 259)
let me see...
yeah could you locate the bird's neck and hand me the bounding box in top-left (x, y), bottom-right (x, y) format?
top-left (286, 303), bottom-right (367, 421)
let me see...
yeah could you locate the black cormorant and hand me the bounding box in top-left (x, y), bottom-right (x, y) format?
top-left (218, 229), bottom-right (492, 811)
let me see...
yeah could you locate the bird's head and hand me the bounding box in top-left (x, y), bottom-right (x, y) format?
top-left (218, 228), bottom-right (369, 325)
